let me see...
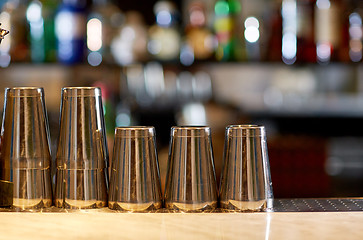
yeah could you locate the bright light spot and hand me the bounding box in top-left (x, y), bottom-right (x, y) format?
top-left (316, 0), bottom-right (330, 9)
top-left (190, 10), bottom-right (205, 26)
top-left (144, 62), bottom-right (165, 98)
top-left (29, 20), bottom-right (44, 40)
top-left (55, 11), bottom-right (74, 41)
top-left (58, 41), bottom-right (73, 60)
top-left (349, 50), bottom-right (362, 62)
top-left (350, 26), bottom-right (363, 39)
top-left (147, 40), bottom-right (162, 55)
top-left (350, 40), bottom-right (362, 52)
top-left (121, 27), bottom-right (135, 41)
top-left (317, 43), bottom-right (331, 62)
top-left (282, 0), bottom-right (296, 17)
top-left (214, 1), bottom-right (229, 16)
top-left (0, 12), bottom-right (11, 53)
top-left (156, 10), bottom-right (172, 27)
top-left (87, 51), bottom-right (102, 66)
top-left (180, 44), bottom-right (194, 66)
top-left (204, 35), bottom-right (215, 50)
top-left (349, 13), bottom-right (362, 62)
top-left (350, 13), bottom-right (362, 25)
top-left (244, 27), bottom-right (260, 43)
top-left (87, 18), bottom-right (102, 51)
top-left (282, 56), bottom-right (296, 65)
top-left (349, 13), bottom-right (362, 39)
top-left (111, 26), bottom-right (138, 65)
top-left (244, 17), bottom-right (259, 28)
top-left (26, 2), bottom-right (42, 23)
top-left (281, 0), bottom-right (297, 34)
top-left (0, 53), bottom-right (11, 68)
top-left (116, 113), bottom-right (131, 126)
top-left (281, 0), bottom-right (297, 64)
top-left (181, 103), bottom-right (207, 125)
top-left (282, 32), bottom-right (297, 60)
top-left (244, 17), bottom-right (260, 43)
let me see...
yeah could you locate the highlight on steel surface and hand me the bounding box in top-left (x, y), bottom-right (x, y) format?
top-left (0, 23), bottom-right (9, 44)
top-left (0, 87), bottom-right (52, 210)
top-left (164, 126), bottom-right (218, 212)
top-left (108, 126), bottom-right (162, 212)
top-left (55, 87), bottom-right (108, 209)
top-left (219, 124), bottom-right (274, 212)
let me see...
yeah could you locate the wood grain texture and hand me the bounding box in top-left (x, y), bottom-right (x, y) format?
top-left (0, 211), bottom-right (363, 239)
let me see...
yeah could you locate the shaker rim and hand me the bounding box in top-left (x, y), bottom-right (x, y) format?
top-left (172, 126), bottom-right (210, 130)
top-left (171, 126), bottom-right (211, 137)
top-left (115, 126), bottom-right (155, 137)
top-left (62, 87), bottom-right (102, 97)
top-left (226, 124), bottom-right (266, 137)
top-left (5, 87), bottom-right (44, 97)
top-left (116, 126), bottom-right (154, 130)
top-left (227, 124), bottom-right (263, 129)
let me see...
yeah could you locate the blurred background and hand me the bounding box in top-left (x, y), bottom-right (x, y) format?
top-left (1, 0), bottom-right (363, 198)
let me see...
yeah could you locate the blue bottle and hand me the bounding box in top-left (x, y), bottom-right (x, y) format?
top-left (55, 0), bottom-right (86, 64)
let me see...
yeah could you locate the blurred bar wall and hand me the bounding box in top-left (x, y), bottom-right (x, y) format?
top-left (0, 0), bottom-right (363, 198)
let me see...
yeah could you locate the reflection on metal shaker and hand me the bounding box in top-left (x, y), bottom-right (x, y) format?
top-left (108, 126), bottom-right (162, 212)
top-left (164, 126), bottom-right (218, 212)
top-left (0, 87), bottom-right (52, 209)
top-left (55, 87), bottom-right (108, 209)
top-left (219, 125), bottom-right (273, 212)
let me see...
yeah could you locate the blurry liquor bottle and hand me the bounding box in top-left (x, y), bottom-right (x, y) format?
top-left (111, 11), bottom-right (148, 66)
top-left (238, 0), bottom-right (270, 61)
top-left (55, 0), bottom-right (87, 64)
top-left (0, 0), bottom-right (29, 66)
top-left (214, 0), bottom-right (248, 61)
top-left (281, 0), bottom-right (315, 64)
top-left (281, 0), bottom-right (298, 64)
top-left (266, 0), bottom-right (282, 61)
top-left (315, 0), bottom-right (348, 63)
top-left (87, 0), bottom-right (123, 66)
top-left (348, 1), bottom-right (363, 62)
top-left (184, 1), bottom-right (215, 61)
top-left (340, 2), bottom-right (350, 62)
top-left (297, 0), bottom-right (316, 63)
top-left (214, 0), bottom-right (232, 61)
top-left (26, 0), bottom-right (57, 63)
top-left (228, 0), bottom-right (247, 61)
top-left (148, 1), bottom-right (181, 61)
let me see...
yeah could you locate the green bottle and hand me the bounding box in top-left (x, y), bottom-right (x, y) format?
top-left (214, 0), bottom-right (232, 61)
top-left (26, 0), bottom-right (57, 62)
top-left (228, 0), bottom-right (246, 61)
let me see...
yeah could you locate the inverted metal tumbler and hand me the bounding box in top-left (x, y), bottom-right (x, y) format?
top-left (108, 127), bottom-right (162, 212)
top-left (219, 125), bottom-right (273, 212)
top-left (164, 126), bottom-right (218, 212)
top-left (0, 87), bottom-right (52, 209)
top-left (55, 87), bottom-right (108, 209)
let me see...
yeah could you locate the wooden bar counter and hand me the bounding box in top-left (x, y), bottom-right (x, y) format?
top-left (0, 208), bottom-right (362, 239)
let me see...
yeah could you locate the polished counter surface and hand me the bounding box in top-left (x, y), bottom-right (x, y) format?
top-left (0, 210), bottom-right (362, 239)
